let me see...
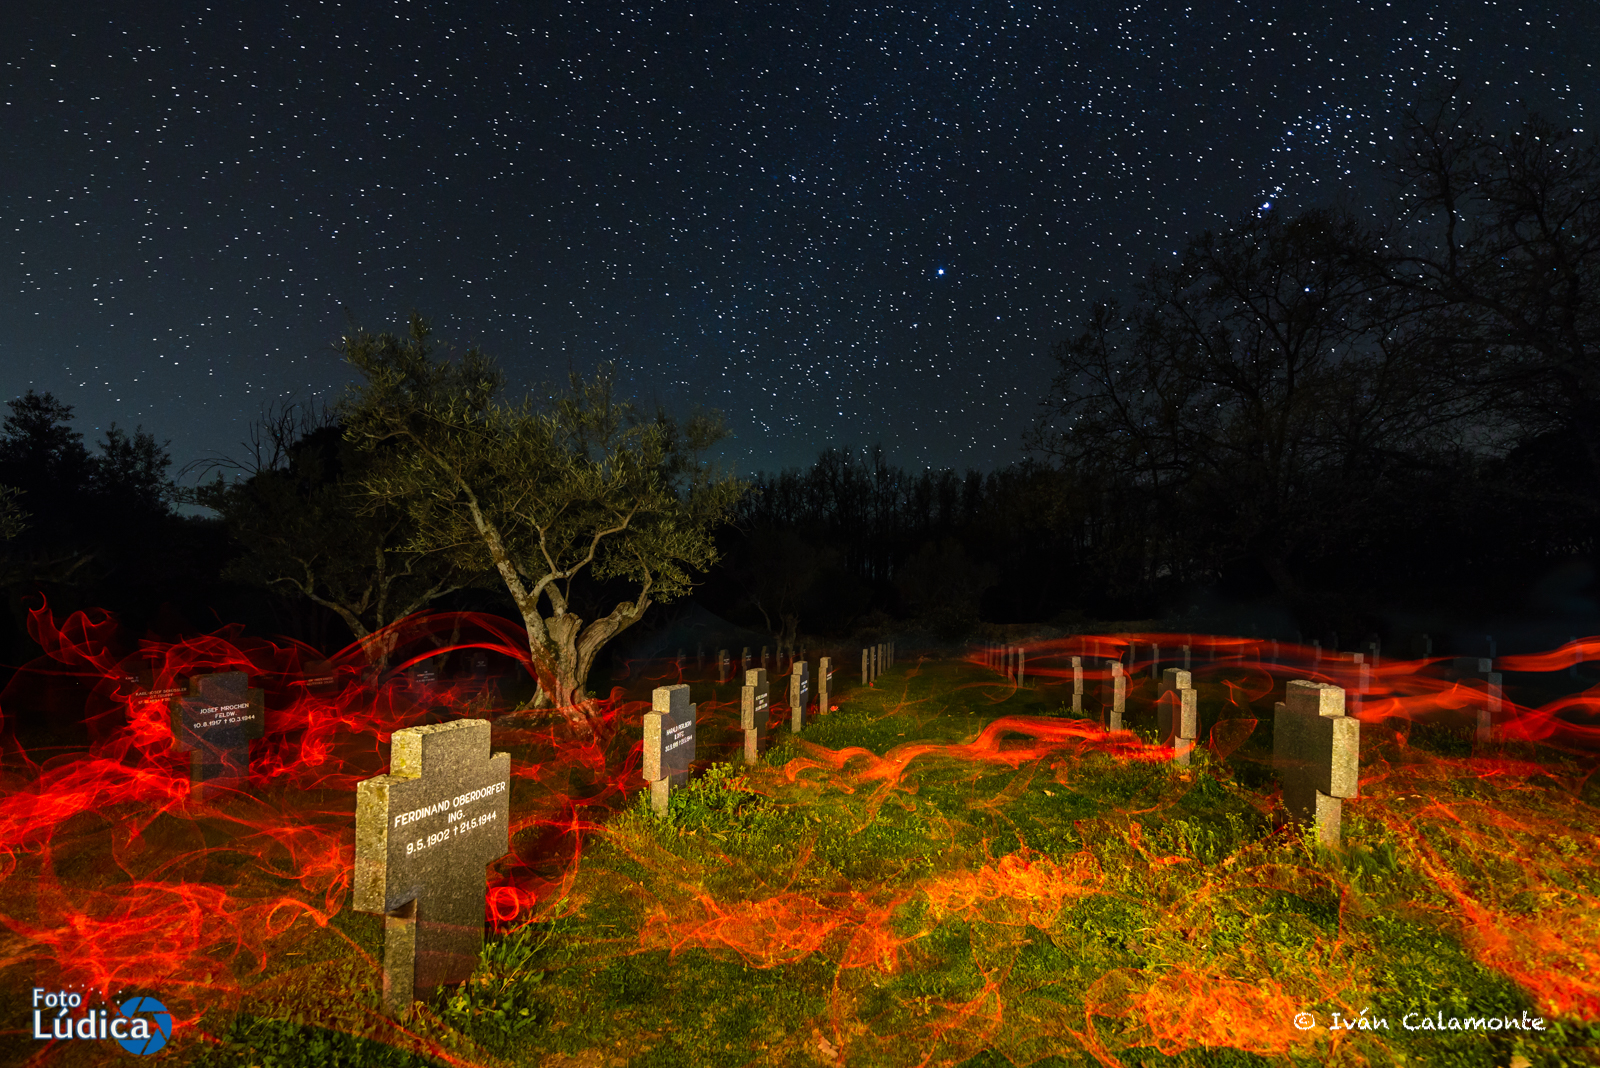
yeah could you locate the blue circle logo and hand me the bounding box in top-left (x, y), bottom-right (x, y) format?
top-left (116, 997), bottom-right (172, 1055)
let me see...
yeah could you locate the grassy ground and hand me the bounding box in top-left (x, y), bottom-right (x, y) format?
top-left (5, 657), bottom-right (1599, 1067)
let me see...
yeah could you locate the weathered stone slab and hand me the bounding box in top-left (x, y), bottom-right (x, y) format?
top-left (169, 671), bottom-right (265, 797)
top-left (1272, 680), bottom-right (1360, 847)
top-left (1101, 661), bottom-right (1126, 732)
top-left (1071, 656), bottom-right (1083, 713)
top-left (789, 661), bottom-right (811, 732)
top-left (354, 719), bottom-right (511, 1015)
top-left (1157, 667), bottom-right (1198, 764)
top-left (818, 656), bottom-right (833, 718)
top-left (644, 685), bottom-right (696, 788)
top-left (741, 668), bottom-right (769, 763)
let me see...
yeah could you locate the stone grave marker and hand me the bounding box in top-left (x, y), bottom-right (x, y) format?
top-left (1451, 657), bottom-right (1502, 742)
top-left (1157, 668), bottom-right (1198, 766)
top-left (303, 659), bottom-right (340, 696)
top-left (871, 645), bottom-right (879, 683)
top-left (789, 661), bottom-right (811, 732)
top-left (861, 648), bottom-right (869, 686)
top-left (741, 668), bottom-right (770, 763)
top-left (717, 649), bottom-right (730, 684)
top-left (643, 684), bottom-right (696, 813)
top-left (470, 652), bottom-right (489, 688)
top-left (408, 664), bottom-right (439, 702)
top-left (1071, 655), bottom-right (1084, 713)
top-left (1272, 680), bottom-right (1359, 848)
top-left (818, 656), bottom-right (833, 717)
top-left (168, 671), bottom-right (266, 798)
top-left (121, 665), bottom-right (187, 707)
top-left (741, 647), bottom-right (751, 674)
top-left (1102, 660), bottom-right (1126, 732)
top-left (1016, 646), bottom-right (1025, 687)
top-left (354, 719), bottom-right (511, 1015)
top-left (761, 646), bottom-right (770, 672)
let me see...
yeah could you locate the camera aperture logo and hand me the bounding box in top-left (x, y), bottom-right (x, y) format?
top-left (31, 987), bottom-right (173, 1054)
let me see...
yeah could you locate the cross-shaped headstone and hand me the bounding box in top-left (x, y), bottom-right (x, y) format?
top-left (789, 661), bottom-right (811, 732)
top-left (303, 659), bottom-right (340, 696)
top-left (354, 719), bottom-right (511, 1015)
top-left (643, 684), bottom-right (696, 813)
top-left (741, 668), bottom-right (770, 764)
top-left (168, 671), bottom-right (265, 798)
top-left (122, 665), bottom-right (186, 707)
top-left (1157, 668), bottom-right (1198, 765)
top-left (1100, 660), bottom-right (1127, 732)
top-left (1451, 657), bottom-right (1502, 743)
top-left (1272, 680), bottom-right (1359, 848)
top-left (408, 665), bottom-right (438, 702)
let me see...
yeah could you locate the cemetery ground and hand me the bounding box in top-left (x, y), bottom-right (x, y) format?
top-left (3, 653), bottom-right (1599, 1068)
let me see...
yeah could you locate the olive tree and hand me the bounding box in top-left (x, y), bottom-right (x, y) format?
top-left (340, 315), bottom-right (744, 736)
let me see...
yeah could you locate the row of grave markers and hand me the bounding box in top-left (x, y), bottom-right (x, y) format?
top-left (350, 638), bottom-right (895, 1016)
top-left (187, 631), bottom-right (1561, 1019)
top-left (862, 640), bottom-right (895, 684)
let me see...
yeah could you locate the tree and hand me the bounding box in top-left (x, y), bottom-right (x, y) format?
top-left (0, 391), bottom-right (176, 592)
top-left (193, 406), bottom-right (481, 667)
top-left (1375, 103), bottom-right (1600, 494)
top-left (1027, 209), bottom-right (1481, 598)
top-left (340, 315), bottom-right (745, 735)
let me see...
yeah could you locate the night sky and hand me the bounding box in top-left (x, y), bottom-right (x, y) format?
top-left (4, 0), bottom-right (1595, 479)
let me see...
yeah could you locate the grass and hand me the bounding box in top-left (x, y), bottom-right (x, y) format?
top-left (3, 656), bottom-right (1598, 1067)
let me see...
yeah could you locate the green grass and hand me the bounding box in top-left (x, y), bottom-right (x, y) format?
top-left (7, 656), bottom-right (1598, 1068)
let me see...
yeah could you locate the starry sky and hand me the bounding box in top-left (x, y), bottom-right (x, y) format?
top-left (3, 0), bottom-right (1596, 480)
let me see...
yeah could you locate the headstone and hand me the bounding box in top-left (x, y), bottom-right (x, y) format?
top-left (1150, 643), bottom-right (1160, 678)
top-left (1071, 656), bottom-right (1084, 713)
top-left (861, 648), bottom-right (870, 686)
top-left (818, 656), bottom-right (833, 718)
top-left (643, 684), bottom-right (696, 813)
top-left (1451, 657), bottom-right (1502, 742)
top-left (1157, 668), bottom-right (1198, 765)
top-left (303, 659), bottom-right (340, 696)
top-left (121, 665), bottom-right (187, 707)
top-left (741, 668), bottom-right (769, 763)
top-left (470, 652), bottom-right (489, 683)
top-left (168, 671), bottom-right (266, 798)
top-left (1102, 661), bottom-right (1127, 732)
top-left (789, 661), bottom-right (811, 732)
top-left (1016, 646), bottom-right (1025, 687)
top-left (871, 645), bottom-right (879, 683)
top-left (761, 646), bottom-right (770, 672)
top-left (717, 649), bottom-right (730, 684)
top-left (741, 647), bottom-right (751, 674)
top-left (1272, 681), bottom-right (1359, 848)
top-left (1351, 652), bottom-right (1369, 715)
top-left (408, 664), bottom-right (439, 702)
top-left (354, 719), bottom-right (511, 1015)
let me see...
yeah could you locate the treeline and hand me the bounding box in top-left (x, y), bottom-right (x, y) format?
top-left (2, 101), bottom-right (1594, 666)
top-left (708, 103), bottom-right (1599, 640)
